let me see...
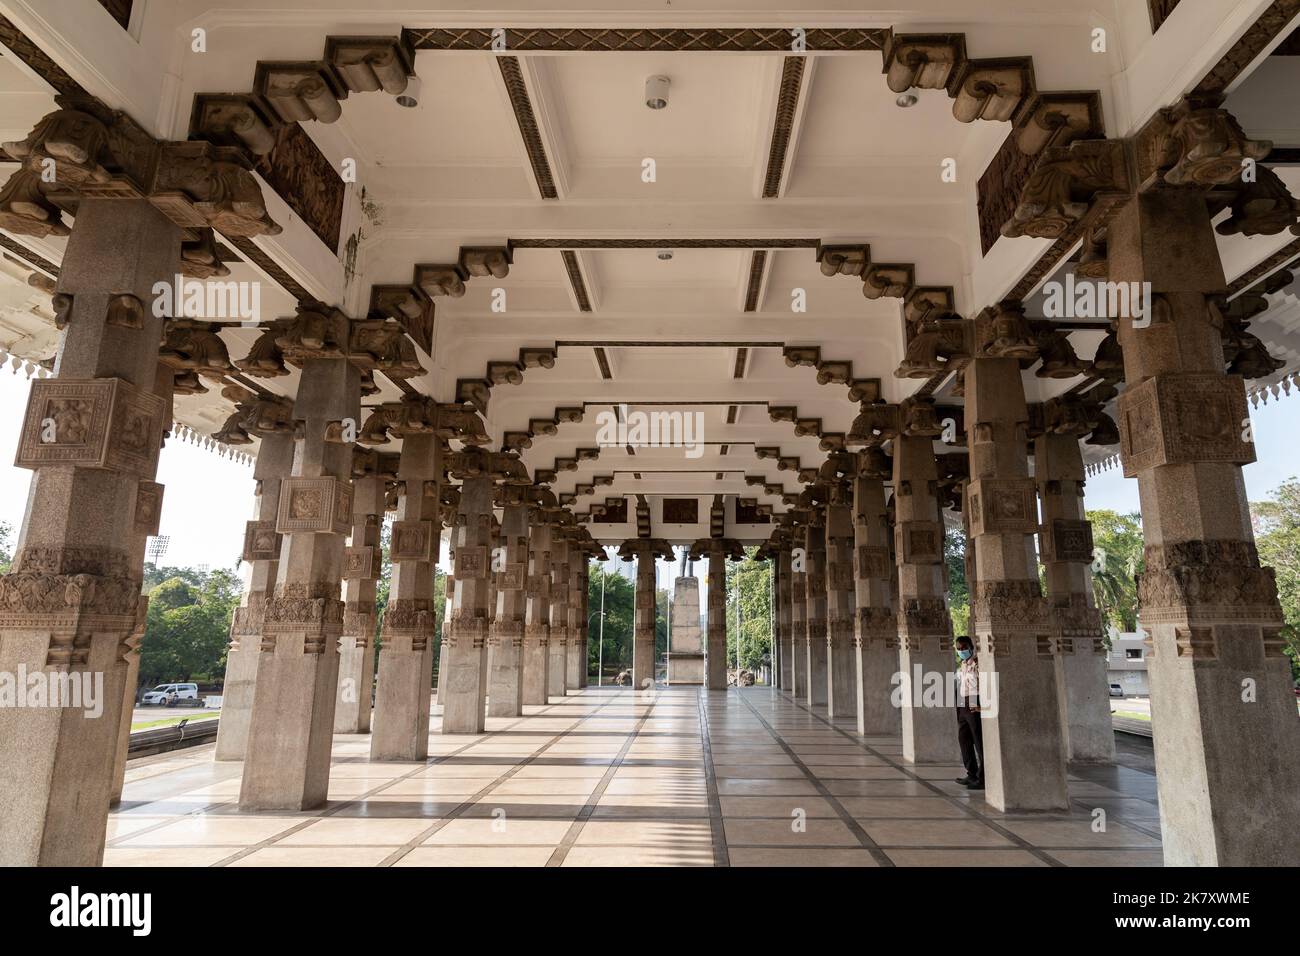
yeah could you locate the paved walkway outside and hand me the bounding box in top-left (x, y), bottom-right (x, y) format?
top-left (106, 686), bottom-right (1163, 866)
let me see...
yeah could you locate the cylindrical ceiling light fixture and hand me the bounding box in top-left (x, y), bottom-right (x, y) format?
top-left (396, 74), bottom-right (422, 108)
top-left (645, 74), bottom-right (670, 110)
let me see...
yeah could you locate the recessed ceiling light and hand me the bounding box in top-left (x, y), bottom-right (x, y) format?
top-left (657, 249), bottom-right (673, 261)
top-left (646, 75), bottom-right (670, 110)
top-left (895, 92), bottom-right (919, 108)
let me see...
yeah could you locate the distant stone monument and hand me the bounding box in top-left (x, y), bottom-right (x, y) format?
top-left (666, 576), bottom-right (704, 684)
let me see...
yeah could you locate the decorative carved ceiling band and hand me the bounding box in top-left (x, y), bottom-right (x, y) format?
top-left (511, 238), bottom-right (820, 248)
top-left (0, 234), bottom-right (59, 278)
top-left (226, 235), bottom-right (312, 302)
top-left (0, 15), bottom-right (88, 97)
top-left (1148, 0), bottom-right (1185, 33)
top-left (1192, 0), bottom-right (1300, 97)
top-left (733, 348), bottom-right (749, 379)
top-left (96, 1), bottom-right (132, 31)
top-left (763, 56), bottom-right (805, 199)
top-left (404, 27), bottom-right (888, 52)
top-left (561, 250), bottom-right (592, 311)
top-left (1228, 238), bottom-right (1300, 296)
top-left (496, 55), bottom-right (558, 200)
top-left (743, 251), bottom-right (767, 312)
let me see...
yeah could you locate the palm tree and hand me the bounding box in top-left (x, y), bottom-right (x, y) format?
top-left (1092, 550), bottom-right (1138, 635)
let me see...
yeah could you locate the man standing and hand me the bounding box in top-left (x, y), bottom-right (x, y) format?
top-left (954, 636), bottom-right (984, 791)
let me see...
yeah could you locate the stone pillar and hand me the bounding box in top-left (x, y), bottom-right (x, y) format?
top-left (776, 546), bottom-right (793, 691)
top-left (706, 546), bottom-right (728, 690)
top-left (216, 432), bottom-right (294, 760)
top-left (620, 539), bottom-right (666, 689)
top-left (240, 353), bottom-right (361, 811)
top-left (565, 548), bottom-right (585, 689)
top-left (0, 199), bottom-right (180, 865)
top-left (966, 353), bottom-right (1068, 811)
top-left (547, 534), bottom-right (570, 698)
top-left (1036, 431), bottom-right (1115, 764)
top-left (576, 556), bottom-right (591, 687)
top-left (1111, 182), bottom-right (1300, 864)
top-left (667, 574), bottom-right (704, 684)
top-left (440, 470), bottom-right (495, 733)
top-left (789, 532), bottom-right (807, 698)
top-left (109, 595), bottom-right (148, 806)
top-left (487, 489), bottom-right (530, 717)
top-left (110, 365), bottom-right (174, 804)
top-left (893, 434), bottom-right (962, 764)
top-left (804, 515), bottom-right (829, 707)
top-left (522, 518), bottom-right (552, 705)
top-left (852, 457), bottom-right (899, 736)
top-left (334, 465), bottom-right (384, 734)
top-left (371, 434), bottom-right (440, 759)
top-left (825, 485), bottom-right (857, 718)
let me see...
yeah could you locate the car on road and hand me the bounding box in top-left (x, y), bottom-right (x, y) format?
top-left (141, 683), bottom-right (199, 706)
top-left (1108, 683), bottom-right (1125, 698)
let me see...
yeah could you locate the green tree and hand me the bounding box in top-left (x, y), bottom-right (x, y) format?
top-left (1251, 480), bottom-right (1300, 682)
top-left (945, 527), bottom-right (969, 637)
top-left (725, 549), bottom-right (772, 676)
top-left (587, 562), bottom-right (635, 679)
top-left (139, 566), bottom-right (242, 687)
top-left (0, 520), bottom-right (13, 573)
top-left (1087, 509), bottom-right (1144, 636)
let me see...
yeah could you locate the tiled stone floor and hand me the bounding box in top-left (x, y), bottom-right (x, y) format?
top-left (106, 686), bottom-right (1164, 867)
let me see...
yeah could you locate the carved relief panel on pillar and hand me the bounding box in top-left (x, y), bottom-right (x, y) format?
top-left (1118, 372), bottom-right (1254, 477)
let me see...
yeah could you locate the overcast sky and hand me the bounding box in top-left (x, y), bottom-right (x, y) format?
top-left (0, 371), bottom-right (1294, 576)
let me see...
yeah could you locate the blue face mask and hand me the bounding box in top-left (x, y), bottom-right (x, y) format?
top-left (957, 648), bottom-right (973, 661)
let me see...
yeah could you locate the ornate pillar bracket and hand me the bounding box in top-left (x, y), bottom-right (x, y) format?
top-left (0, 95), bottom-right (282, 240)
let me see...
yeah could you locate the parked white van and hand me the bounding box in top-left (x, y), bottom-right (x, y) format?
top-left (141, 683), bottom-right (199, 705)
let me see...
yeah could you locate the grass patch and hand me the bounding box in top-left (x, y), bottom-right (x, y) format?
top-left (131, 712), bottom-right (220, 731)
top-left (1113, 710), bottom-right (1151, 722)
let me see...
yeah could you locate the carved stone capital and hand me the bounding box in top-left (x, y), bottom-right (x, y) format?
top-left (1137, 99), bottom-right (1271, 189)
